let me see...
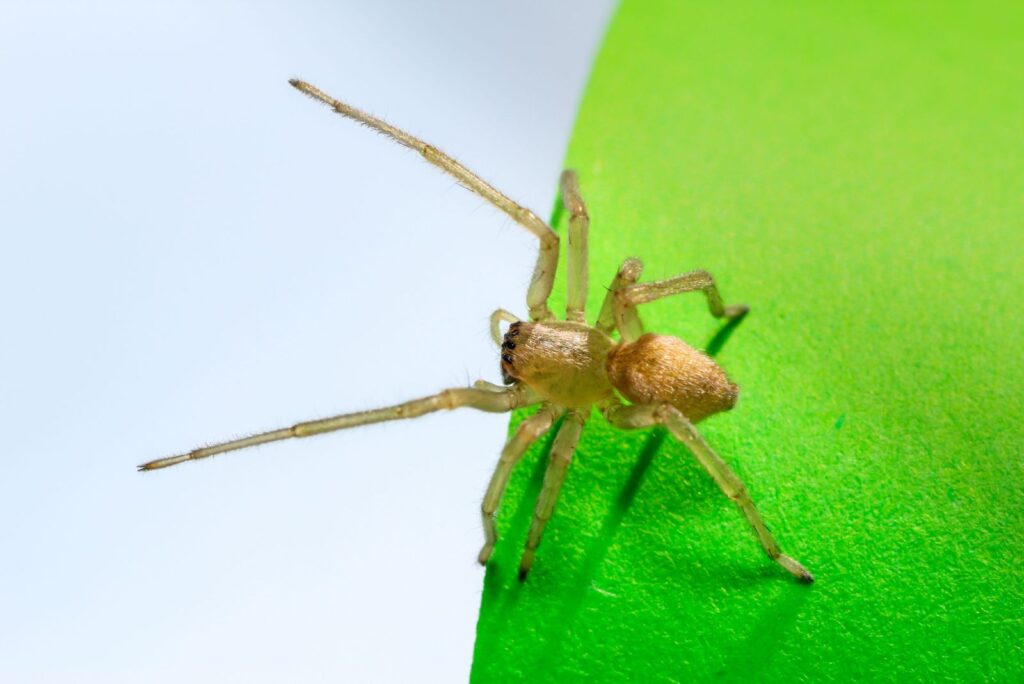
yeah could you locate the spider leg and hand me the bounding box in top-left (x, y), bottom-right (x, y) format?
top-left (489, 309), bottom-right (521, 346)
top-left (613, 269), bottom-right (748, 343)
top-left (560, 170), bottom-right (589, 323)
top-left (596, 257), bottom-right (644, 337)
top-left (479, 404), bottom-right (565, 564)
top-left (290, 79), bottom-right (559, 322)
top-left (519, 409), bottom-right (586, 579)
top-left (138, 383), bottom-right (540, 471)
top-left (604, 403), bottom-right (813, 583)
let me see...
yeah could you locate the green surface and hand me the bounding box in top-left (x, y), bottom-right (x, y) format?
top-left (471, 1), bottom-right (1023, 681)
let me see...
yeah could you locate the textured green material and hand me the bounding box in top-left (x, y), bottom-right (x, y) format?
top-left (472, 1), bottom-right (1023, 681)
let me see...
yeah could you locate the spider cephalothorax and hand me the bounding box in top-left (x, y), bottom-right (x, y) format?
top-left (140, 79), bottom-right (813, 584)
top-left (500, 321), bottom-right (615, 408)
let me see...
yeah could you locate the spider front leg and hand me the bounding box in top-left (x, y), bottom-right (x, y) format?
top-left (604, 403), bottom-right (813, 583)
top-left (290, 79), bottom-right (560, 321)
top-left (519, 408), bottom-right (586, 579)
top-left (139, 384), bottom-right (539, 471)
top-left (479, 404), bottom-right (565, 564)
top-left (614, 269), bottom-right (748, 343)
top-left (560, 170), bottom-right (589, 323)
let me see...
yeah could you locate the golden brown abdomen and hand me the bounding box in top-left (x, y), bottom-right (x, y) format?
top-left (606, 334), bottom-right (739, 422)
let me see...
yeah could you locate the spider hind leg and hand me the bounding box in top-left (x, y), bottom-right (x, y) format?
top-left (603, 402), bottom-right (813, 583)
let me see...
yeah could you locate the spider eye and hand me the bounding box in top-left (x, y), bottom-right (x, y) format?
top-left (500, 350), bottom-right (517, 385)
top-left (499, 321), bottom-right (527, 385)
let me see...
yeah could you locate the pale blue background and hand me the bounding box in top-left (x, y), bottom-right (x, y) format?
top-left (0, 2), bottom-right (615, 681)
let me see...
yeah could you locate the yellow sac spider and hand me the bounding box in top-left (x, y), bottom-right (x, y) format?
top-left (139, 79), bottom-right (813, 584)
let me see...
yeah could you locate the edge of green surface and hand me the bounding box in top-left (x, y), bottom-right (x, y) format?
top-left (472, 2), bottom-right (1023, 681)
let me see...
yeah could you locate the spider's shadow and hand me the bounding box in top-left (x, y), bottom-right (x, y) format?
top-left (705, 308), bottom-right (747, 357)
top-left (714, 584), bottom-right (810, 680)
top-left (570, 425), bottom-right (667, 582)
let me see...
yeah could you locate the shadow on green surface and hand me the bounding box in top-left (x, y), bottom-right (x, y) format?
top-left (533, 427), bottom-right (668, 669)
top-left (706, 309), bottom-right (748, 357)
top-left (565, 427), bottom-right (667, 596)
top-left (716, 586), bottom-right (812, 680)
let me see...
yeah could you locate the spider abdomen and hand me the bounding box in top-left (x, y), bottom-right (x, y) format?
top-left (606, 333), bottom-right (739, 423)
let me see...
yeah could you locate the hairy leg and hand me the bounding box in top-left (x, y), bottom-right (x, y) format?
top-left (139, 383), bottom-right (540, 471)
top-left (560, 170), bottom-right (589, 323)
top-left (290, 79), bottom-right (559, 321)
top-left (614, 269), bottom-right (747, 343)
top-left (479, 404), bottom-right (565, 564)
top-left (596, 257), bottom-right (643, 337)
top-left (603, 402), bottom-right (813, 582)
top-left (519, 409), bottom-right (586, 579)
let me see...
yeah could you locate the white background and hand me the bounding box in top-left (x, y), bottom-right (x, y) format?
top-left (0, 2), bottom-right (615, 681)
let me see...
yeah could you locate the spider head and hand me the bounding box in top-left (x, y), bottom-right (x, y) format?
top-left (499, 321), bottom-right (523, 384)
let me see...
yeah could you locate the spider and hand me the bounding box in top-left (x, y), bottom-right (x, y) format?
top-left (139, 79), bottom-right (813, 584)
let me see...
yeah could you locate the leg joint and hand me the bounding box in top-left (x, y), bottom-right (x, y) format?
top-left (421, 143), bottom-right (441, 162)
top-left (692, 269), bottom-right (714, 285)
top-left (727, 483), bottom-right (749, 502)
top-left (618, 257), bottom-right (643, 281)
top-left (540, 232), bottom-right (559, 250)
top-left (653, 402), bottom-right (678, 422)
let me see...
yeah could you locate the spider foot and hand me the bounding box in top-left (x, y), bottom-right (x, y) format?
top-left (518, 550), bottom-right (536, 581)
top-left (477, 544), bottom-right (494, 566)
top-left (724, 304), bottom-right (749, 319)
top-left (777, 554), bottom-right (814, 583)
